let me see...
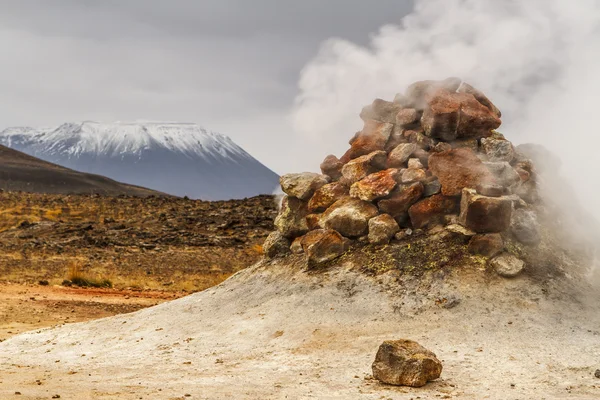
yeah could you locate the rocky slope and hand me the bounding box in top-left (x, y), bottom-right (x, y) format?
top-left (0, 122), bottom-right (279, 200)
top-left (0, 144), bottom-right (163, 197)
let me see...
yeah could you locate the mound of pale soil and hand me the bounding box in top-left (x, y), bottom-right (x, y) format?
top-left (1, 247), bottom-right (599, 399)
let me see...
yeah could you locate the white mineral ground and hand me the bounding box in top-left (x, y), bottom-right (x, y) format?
top-left (1, 256), bottom-right (599, 399)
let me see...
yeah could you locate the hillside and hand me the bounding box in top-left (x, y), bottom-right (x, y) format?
top-left (0, 122), bottom-right (280, 200)
top-left (0, 144), bottom-right (163, 197)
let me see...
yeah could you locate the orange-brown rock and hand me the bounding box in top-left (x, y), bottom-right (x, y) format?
top-left (378, 182), bottom-right (424, 217)
top-left (459, 188), bottom-right (512, 233)
top-left (350, 169), bottom-right (399, 202)
top-left (429, 148), bottom-right (497, 196)
top-left (360, 99), bottom-right (403, 124)
top-left (401, 168), bottom-right (427, 183)
top-left (341, 120), bottom-right (393, 162)
top-left (308, 182), bottom-right (349, 212)
top-left (301, 229), bottom-right (347, 266)
top-left (468, 233), bottom-right (504, 257)
top-left (372, 339), bottom-right (443, 387)
top-left (321, 198), bottom-right (379, 237)
top-left (408, 194), bottom-right (459, 229)
top-left (341, 151), bottom-right (387, 184)
top-left (306, 213), bottom-right (322, 230)
top-left (458, 82), bottom-right (501, 117)
top-left (456, 92), bottom-right (502, 138)
top-left (274, 196), bottom-right (309, 238)
top-left (320, 155), bottom-right (344, 180)
top-left (405, 78), bottom-right (462, 110)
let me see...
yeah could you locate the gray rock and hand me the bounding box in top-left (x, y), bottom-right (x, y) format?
top-left (368, 214), bottom-right (400, 245)
top-left (372, 340), bottom-right (443, 387)
top-left (423, 178), bottom-right (441, 197)
top-left (274, 196), bottom-right (309, 238)
top-left (388, 143), bottom-right (417, 168)
top-left (407, 158), bottom-right (424, 169)
top-left (491, 253), bottom-right (525, 278)
top-left (476, 183), bottom-right (504, 197)
top-left (360, 99), bottom-right (403, 124)
top-left (511, 209), bottom-right (541, 245)
top-left (481, 138), bottom-right (515, 162)
top-left (263, 231), bottom-right (291, 259)
top-left (280, 172), bottom-right (329, 200)
top-left (484, 162), bottom-right (521, 188)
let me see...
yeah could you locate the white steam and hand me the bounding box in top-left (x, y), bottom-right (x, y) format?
top-left (292, 0), bottom-right (600, 219)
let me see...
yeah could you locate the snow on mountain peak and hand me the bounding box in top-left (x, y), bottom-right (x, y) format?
top-left (0, 121), bottom-right (250, 161)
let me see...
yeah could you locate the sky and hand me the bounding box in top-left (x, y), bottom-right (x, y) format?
top-left (0, 0), bottom-right (414, 174)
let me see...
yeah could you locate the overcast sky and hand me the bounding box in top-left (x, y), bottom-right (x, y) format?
top-left (0, 0), bottom-right (414, 173)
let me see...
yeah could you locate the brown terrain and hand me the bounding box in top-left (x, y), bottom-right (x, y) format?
top-left (0, 144), bottom-right (165, 196)
top-left (0, 191), bottom-right (277, 342)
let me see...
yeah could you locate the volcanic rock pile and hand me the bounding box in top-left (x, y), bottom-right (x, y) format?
top-left (264, 78), bottom-right (540, 273)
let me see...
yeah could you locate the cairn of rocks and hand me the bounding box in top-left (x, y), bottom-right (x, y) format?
top-left (264, 78), bottom-right (540, 273)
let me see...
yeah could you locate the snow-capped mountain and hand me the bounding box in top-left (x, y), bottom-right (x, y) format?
top-left (0, 121), bottom-right (279, 200)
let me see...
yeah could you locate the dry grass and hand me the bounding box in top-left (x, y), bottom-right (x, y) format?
top-left (66, 261), bottom-right (113, 288)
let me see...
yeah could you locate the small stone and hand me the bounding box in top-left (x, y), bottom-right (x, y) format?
top-left (274, 196), bottom-right (309, 238)
top-left (446, 224), bottom-right (476, 241)
top-left (350, 169), bottom-right (399, 201)
top-left (372, 339), bottom-right (443, 387)
top-left (387, 143), bottom-right (417, 168)
top-left (401, 168), bottom-right (427, 183)
top-left (594, 369), bottom-right (600, 379)
top-left (459, 188), bottom-right (512, 233)
top-left (308, 182), bottom-right (349, 212)
top-left (396, 108), bottom-right (420, 127)
top-left (468, 234), bottom-right (504, 257)
top-left (491, 253), bottom-right (525, 278)
top-left (320, 155), bottom-right (344, 180)
top-left (422, 177), bottom-right (442, 197)
top-left (321, 198), bottom-right (379, 237)
top-left (301, 229), bottom-right (347, 266)
top-left (407, 158), bottom-right (423, 169)
top-left (342, 151), bottom-right (388, 183)
top-left (511, 209), bottom-right (541, 245)
top-left (378, 182), bottom-right (424, 217)
top-left (280, 173), bottom-right (329, 200)
top-left (368, 214), bottom-right (400, 245)
top-left (476, 183), bottom-right (504, 197)
top-left (429, 148), bottom-right (497, 196)
top-left (290, 237), bottom-right (304, 254)
top-left (481, 137), bottom-right (515, 163)
top-left (408, 194), bottom-right (459, 229)
top-left (263, 231), bottom-right (291, 259)
top-left (412, 148), bottom-right (431, 168)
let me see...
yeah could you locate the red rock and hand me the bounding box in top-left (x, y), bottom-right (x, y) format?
top-left (429, 148), bottom-right (497, 196)
top-left (468, 233), bottom-right (504, 257)
top-left (420, 89), bottom-right (461, 141)
top-left (405, 78), bottom-right (462, 110)
top-left (321, 197), bottom-right (379, 237)
top-left (341, 151), bottom-right (387, 183)
top-left (350, 169), bottom-right (399, 201)
top-left (378, 182), bottom-right (424, 217)
top-left (274, 196), bottom-right (309, 238)
top-left (341, 120), bottom-right (393, 162)
top-left (387, 143), bottom-right (417, 168)
top-left (408, 194), bottom-right (459, 229)
top-left (301, 229), bottom-right (347, 266)
top-left (280, 173), bottom-right (329, 200)
top-left (459, 188), bottom-right (512, 233)
top-left (320, 155), bottom-right (344, 180)
top-left (308, 182), bottom-right (349, 212)
top-left (360, 99), bottom-right (403, 124)
top-left (456, 93), bottom-right (501, 138)
top-left (368, 214), bottom-right (400, 245)
top-left (458, 82), bottom-right (501, 117)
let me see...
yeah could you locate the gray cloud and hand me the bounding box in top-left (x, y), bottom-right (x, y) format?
top-left (0, 0), bottom-right (414, 172)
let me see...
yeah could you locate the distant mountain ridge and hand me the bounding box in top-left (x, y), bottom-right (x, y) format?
top-left (0, 122), bottom-right (279, 200)
top-left (0, 144), bottom-right (164, 197)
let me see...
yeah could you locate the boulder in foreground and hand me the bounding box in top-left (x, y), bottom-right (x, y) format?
top-left (372, 339), bottom-right (443, 387)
